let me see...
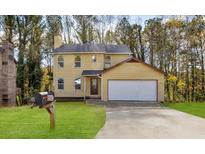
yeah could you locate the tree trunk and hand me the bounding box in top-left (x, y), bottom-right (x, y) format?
top-left (185, 64), bottom-right (190, 102)
top-left (201, 50), bottom-right (205, 93)
top-left (191, 56), bottom-right (196, 102)
top-left (172, 48), bottom-right (177, 102)
top-left (138, 28), bottom-right (145, 61)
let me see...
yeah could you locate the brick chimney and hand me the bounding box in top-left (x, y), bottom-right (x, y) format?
top-left (54, 34), bottom-right (63, 49)
top-left (0, 41), bottom-right (16, 106)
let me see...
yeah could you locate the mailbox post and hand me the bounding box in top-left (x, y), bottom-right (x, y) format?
top-left (32, 91), bottom-right (56, 129)
top-left (41, 101), bottom-right (55, 129)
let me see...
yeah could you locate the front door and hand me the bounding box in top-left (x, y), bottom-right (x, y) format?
top-left (90, 78), bottom-right (98, 95)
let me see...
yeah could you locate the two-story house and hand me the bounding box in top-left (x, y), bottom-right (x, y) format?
top-left (53, 35), bottom-right (165, 102)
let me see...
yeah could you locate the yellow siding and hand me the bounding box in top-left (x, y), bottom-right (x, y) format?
top-left (101, 62), bottom-right (164, 102)
top-left (106, 54), bottom-right (130, 66)
top-left (53, 53), bottom-right (104, 97)
top-left (54, 53), bottom-right (129, 97)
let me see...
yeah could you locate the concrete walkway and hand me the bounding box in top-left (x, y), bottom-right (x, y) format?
top-left (96, 106), bottom-right (205, 139)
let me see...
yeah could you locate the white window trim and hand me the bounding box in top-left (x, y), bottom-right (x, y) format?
top-left (57, 78), bottom-right (64, 90)
top-left (58, 56), bottom-right (64, 69)
top-left (104, 56), bottom-right (111, 68)
top-left (74, 78), bottom-right (81, 90)
top-left (75, 56), bottom-right (81, 68)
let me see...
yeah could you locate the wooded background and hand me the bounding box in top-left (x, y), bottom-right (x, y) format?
top-left (0, 15), bottom-right (204, 102)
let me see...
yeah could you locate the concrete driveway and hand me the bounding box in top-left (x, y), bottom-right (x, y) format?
top-left (96, 106), bottom-right (205, 139)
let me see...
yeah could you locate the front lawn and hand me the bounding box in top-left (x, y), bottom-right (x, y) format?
top-left (0, 102), bottom-right (105, 139)
top-left (165, 102), bottom-right (205, 118)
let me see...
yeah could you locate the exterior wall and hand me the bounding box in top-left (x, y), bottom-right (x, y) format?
top-left (7, 60), bottom-right (16, 105)
top-left (53, 53), bottom-right (104, 97)
top-left (107, 54), bottom-right (130, 66)
top-left (101, 62), bottom-right (165, 102)
top-left (0, 42), bottom-right (16, 106)
top-left (53, 52), bottom-right (130, 98)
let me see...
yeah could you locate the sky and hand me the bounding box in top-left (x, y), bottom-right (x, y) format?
top-left (129, 15), bottom-right (195, 27)
top-left (129, 15), bottom-right (157, 26)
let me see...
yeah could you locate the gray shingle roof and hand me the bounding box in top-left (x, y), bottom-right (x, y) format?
top-left (54, 43), bottom-right (131, 53)
top-left (82, 70), bottom-right (103, 76)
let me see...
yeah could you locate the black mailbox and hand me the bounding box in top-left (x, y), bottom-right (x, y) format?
top-left (31, 91), bottom-right (56, 129)
top-left (33, 91), bottom-right (55, 108)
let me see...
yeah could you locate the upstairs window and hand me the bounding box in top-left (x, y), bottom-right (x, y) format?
top-left (104, 55), bottom-right (111, 68)
top-left (92, 55), bottom-right (96, 63)
top-left (75, 56), bottom-right (81, 67)
top-left (58, 78), bottom-right (64, 90)
top-left (58, 56), bottom-right (64, 68)
top-left (75, 78), bottom-right (81, 89)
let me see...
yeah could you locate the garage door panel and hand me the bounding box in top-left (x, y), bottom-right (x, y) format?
top-left (108, 80), bottom-right (157, 101)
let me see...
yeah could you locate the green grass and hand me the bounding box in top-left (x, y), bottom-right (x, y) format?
top-left (165, 102), bottom-right (205, 118)
top-left (0, 102), bottom-right (106, 139)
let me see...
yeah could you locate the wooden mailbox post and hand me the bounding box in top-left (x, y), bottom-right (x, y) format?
top-left (32, 91), bottom-right (56, 129)
top-left (41, 101), bottom-right (56, 129)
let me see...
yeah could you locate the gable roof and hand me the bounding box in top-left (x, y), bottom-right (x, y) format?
top-left (53, 43), bottom-right (131, 54)
top-left (101, 57), bottom-right (166, 75)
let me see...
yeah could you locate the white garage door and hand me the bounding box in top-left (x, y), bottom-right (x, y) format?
top-left (108, 80), bottom-right (157, 101)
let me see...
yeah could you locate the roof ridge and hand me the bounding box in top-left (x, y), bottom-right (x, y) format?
top-left (53, 43), bottom-right (131, 53)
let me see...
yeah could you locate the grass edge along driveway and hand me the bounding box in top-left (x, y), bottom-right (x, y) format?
top-left (164, 102), bottom-right (205, 119)
top-left (0, 102), bottom-right (106, 139)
